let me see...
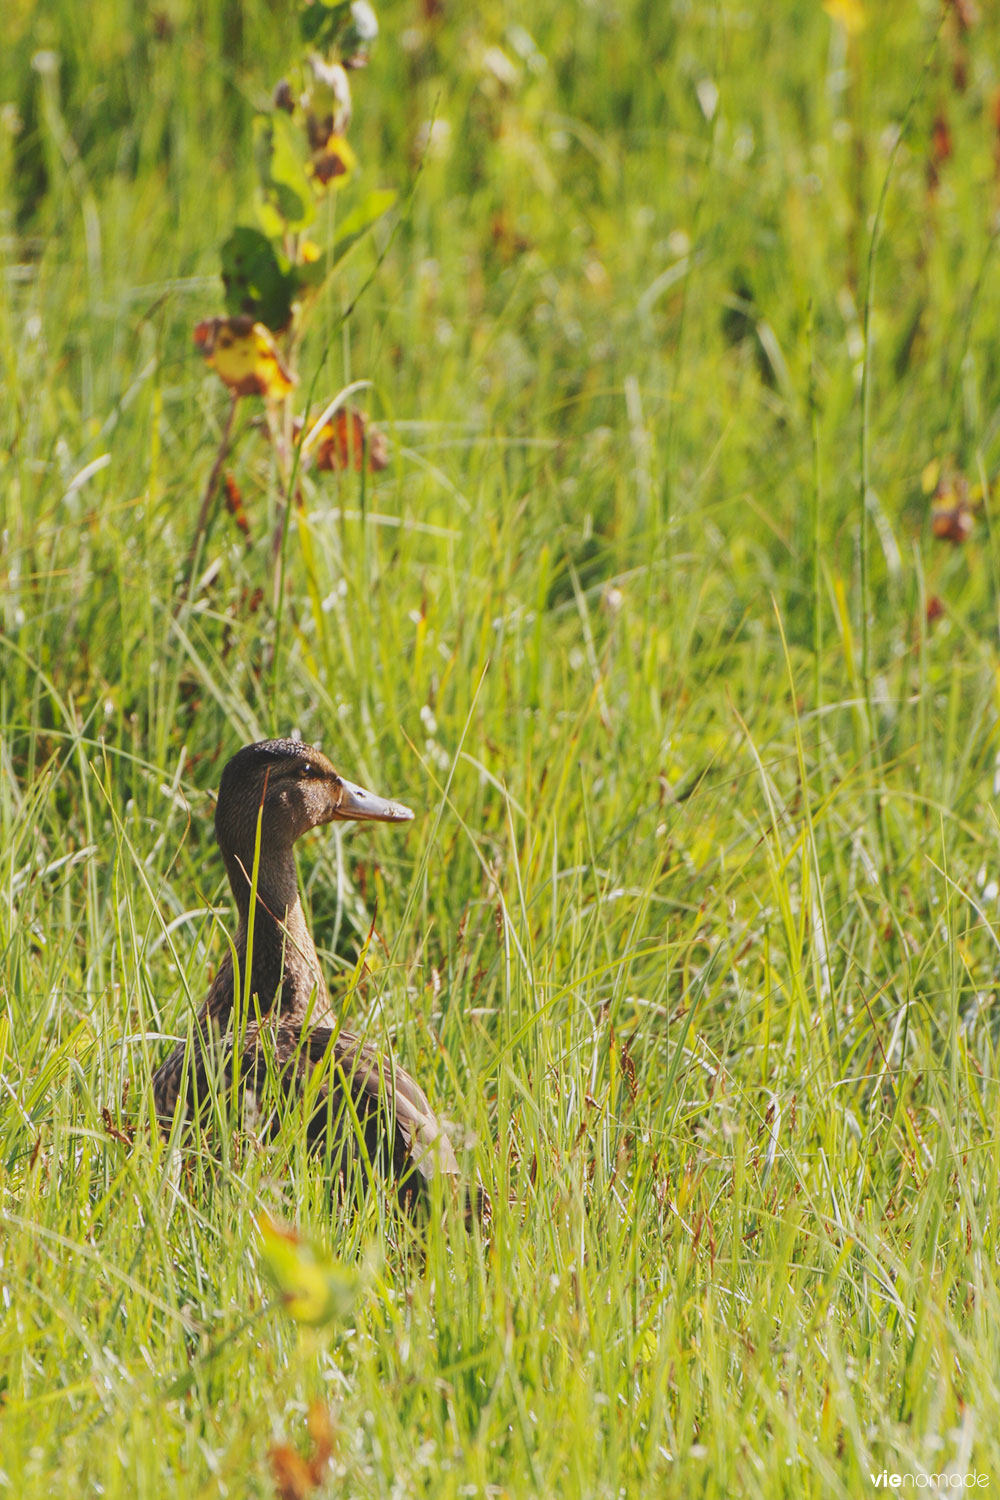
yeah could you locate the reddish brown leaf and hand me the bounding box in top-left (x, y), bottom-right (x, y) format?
top-left (619, 1041), bottom-right (638, 1103)
top-left (267, 1404), bottom-right (336, 1498)
top-left (931, 111), bottom-right (952, 168)
top-left (931, 482), bottom-right (975, 543)
top-left (927, 459), bottom-right (982, 544)
top-left (932, 507), bottom-right (974, 543)
top-left (309, 407), bottom-right (388, 473)
top-left (223, 472), bottom-right (251, 541)
top-left (309, 132), bottom-right (357, 188)
top-left (305, 1402), bottom-right (335, 1481)
top-left (101, 1107), bottom-right (134, 1147)
top-left (269, 1446), bottom-right (313, 1500)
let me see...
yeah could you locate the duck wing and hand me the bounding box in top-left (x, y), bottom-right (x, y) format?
top-left (297, 1023), bottom-right (461, 1184)
top-left (154, 1018), bottom-right (488, 1219)
top-left (296, 1027), bottom-right (491, 1222)
top-left (236, 1022), bottom-right (463, 1194)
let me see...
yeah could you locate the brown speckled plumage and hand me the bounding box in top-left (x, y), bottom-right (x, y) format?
top-left (153, 739), bottom-right (476, 1204)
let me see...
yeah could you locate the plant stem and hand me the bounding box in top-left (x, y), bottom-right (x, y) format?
top-left (185, 392), bottom-right (239, 581)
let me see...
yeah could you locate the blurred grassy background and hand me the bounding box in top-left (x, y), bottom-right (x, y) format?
top-left (3, 0), bottom-right (1000, 1495)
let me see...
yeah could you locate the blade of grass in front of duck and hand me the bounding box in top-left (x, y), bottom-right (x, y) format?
top-left (236, 772), bottom-right (270, 1112)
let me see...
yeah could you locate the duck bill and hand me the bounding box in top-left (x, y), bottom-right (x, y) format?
top-left (334, 776), bottom-right (415, 823)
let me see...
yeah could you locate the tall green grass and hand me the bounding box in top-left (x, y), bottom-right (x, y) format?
top-left (3, 0), bottom-right (1000, 1494)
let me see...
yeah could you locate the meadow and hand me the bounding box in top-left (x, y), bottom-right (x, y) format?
top-left (3, 0), bottom-right (1000, 1494)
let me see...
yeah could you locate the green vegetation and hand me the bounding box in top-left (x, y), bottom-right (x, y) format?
top-left (3, 0), bottom-right (1000, 1494)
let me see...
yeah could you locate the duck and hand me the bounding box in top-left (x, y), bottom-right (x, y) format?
top-left (153, 738), bottom-right (481, 1212)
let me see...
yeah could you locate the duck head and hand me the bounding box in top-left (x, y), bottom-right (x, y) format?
top-left (215, 738), bottom-right (414, 863)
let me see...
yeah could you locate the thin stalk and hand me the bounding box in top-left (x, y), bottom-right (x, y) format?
top-left (856, 19), bottom-right (942, 878)
top-left (182, 391), bottom-right (239, 594)
top-left (268, 147), bottom-right (430, 733)
top-left (857, 23), bottom-right (942, 712)
top-left (807, 299), bottom-right (822, 734)
top-left (233, 775), bottom-right (269, 1113)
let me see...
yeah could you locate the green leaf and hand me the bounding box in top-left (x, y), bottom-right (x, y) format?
top-left (299, 0), bottom-right (353, 51)
top-left (221, 227), bottom-right (297, 331)
top-left (297, 188), bottom-right (397, 292)
top-left (257, 1214), bottom-right (365, 1326)
top-left (253, 113), bottom-right (315, 235)
top-left (331, 187), bottom-right (396, 245)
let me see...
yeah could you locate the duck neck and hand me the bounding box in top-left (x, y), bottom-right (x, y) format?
top-left (222, 840), bottom-right (329, 1022)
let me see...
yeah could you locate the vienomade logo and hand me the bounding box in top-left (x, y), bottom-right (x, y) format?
top-left (869, 1473), bottom-right (989, 1491)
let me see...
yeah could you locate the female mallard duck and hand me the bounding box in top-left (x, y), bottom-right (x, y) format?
top-left (154, 738), bottom-right (476, 1209)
